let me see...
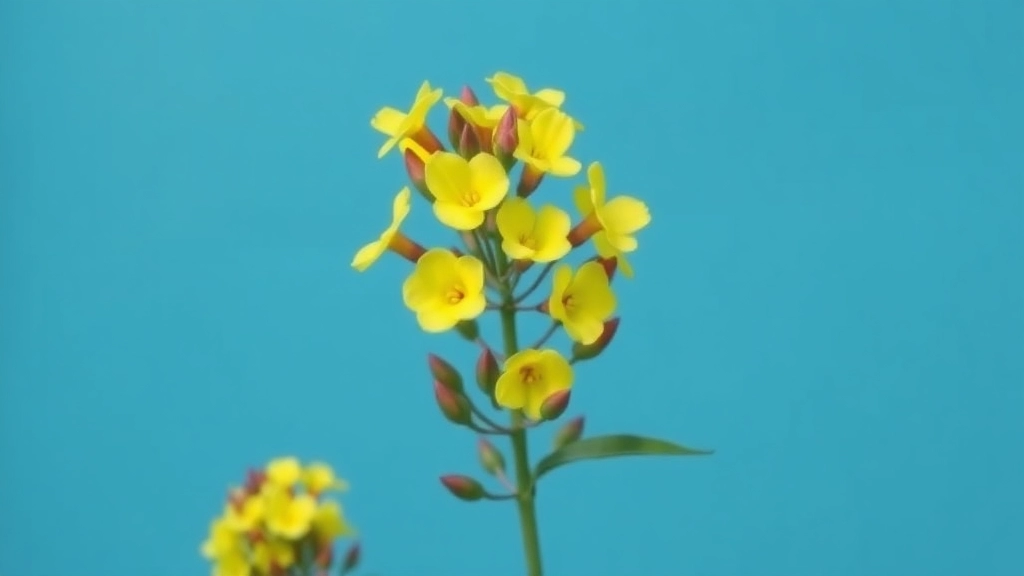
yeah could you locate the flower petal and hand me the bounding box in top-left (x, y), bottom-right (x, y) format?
top-left (468, 153), bottom-right (510, 210)
top-left (495, 371), bottom-right (526, 410)
top-left (425, 152), bottom-right (471, 204)
top-left (547, 264), bottom-right (573, 322)
top-left (574, 261), bottom-right (617, 318)
top-left (434, 202), bottom-right (484, 230)
top-left (603, 196), bottom-right (651, 236)
top-left (455, 255), bottom-right (486, 295)
top-left (370, 107), bottom-right (406, 136)
top-left (497, 197), bottom-right (535, 242)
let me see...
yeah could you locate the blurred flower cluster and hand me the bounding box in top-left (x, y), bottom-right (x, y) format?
top-left (201, 457), bottom-right (360, 576)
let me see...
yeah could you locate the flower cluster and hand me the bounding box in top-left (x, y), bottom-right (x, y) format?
top-left (354, 71), bottom-right (651, 420)
top-left (200, 458), bottom-right (359, 576)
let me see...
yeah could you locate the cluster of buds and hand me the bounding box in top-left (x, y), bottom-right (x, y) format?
top-left (200, 458), bottom-right (360, 576)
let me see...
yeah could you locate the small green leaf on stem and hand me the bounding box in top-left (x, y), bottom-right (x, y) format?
top-left (533, 434), bottom-right (713, 481)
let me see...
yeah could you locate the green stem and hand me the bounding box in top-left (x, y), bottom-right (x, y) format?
top-left (499, 303), bottom-right (544, 576)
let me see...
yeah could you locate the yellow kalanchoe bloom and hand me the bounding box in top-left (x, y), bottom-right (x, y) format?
top-left (351, 187), bottom-right (421, 272)
top-left (548, 262), bottom-right (617, 345)
top-left (213, 551), bottom-right (251, 576)
top-left (570, 162), bottom-right (650, 278)
top-left (253, 538), bottom-right (296, 575)
top-left (496, 197), bottom-right (572, 262)
top-left (265, 489), bottom-right (318, 540)
top-left (443, 98), bottom-right (506, 129)
top-left (486, 71), bottom-right (584, 130)
top-left (303, 462), bottom-right (349, 496)
top-left (424, 152), bottom-right (509, 230)
top-left (312, 500), bottom-right (354, 543)
top-left (224, 491), bottom-right (264, 532)
top-left (371, 80), bottom-right (443, 159)
top-left (402, 249), bottom-right (487, 333)
top-left (495, 348), bottom-right (575, 420)
top-left (201, 516), bottom-right (244, 561)
top-left (265, 457), bottom-right (302, 488)
top-left (514, 107), bottom-right (582, 178)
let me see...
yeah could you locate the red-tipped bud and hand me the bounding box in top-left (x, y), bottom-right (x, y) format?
top-left (455, 319), bottom-right (480, 342)
top-left (403, 147), bottom-right (432, 201)
top-left (571, 317), bottom-right (621, 362)
top-left (494, 107), bottom-right (519, 170)
top-left (553, 416), bottom-right (585, 450)
top-left (460, 85), bottom-right (480, 106)
top-left (340, 542), bottom-right (361, 575)
top-left (448, 107), bottom-right (467, 150)
top-left (434, 381), bottom-right (471, 425)
top-left (427, 354), bottom-right (463, 393)
top-left (539, 389), bottom-right (571, 421)
top-left (458, 122), bottom-right (480, 159)
top-left (477, 437), bottom-right (506, 476)
top-left (243, 468), bottom-right (266, 494)
top-left (440, 474), bottom-right (485, 501)
top-left (475, 348), bottom-right (500, 397)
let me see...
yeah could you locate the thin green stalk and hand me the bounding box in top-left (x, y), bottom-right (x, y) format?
top-left (493, 239), bottom-right (544, 576)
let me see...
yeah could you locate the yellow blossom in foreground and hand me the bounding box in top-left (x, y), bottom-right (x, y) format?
top-left (424, 152), bottom-right (509, 230)
top-left (514, 107), bottom-right (581, 177)
top-left (253, 538), bottom-right (296, 575)
top-left (548, 262), bottom-right (617, 345)
top-left (351, 187), bottom-right (417, 271)
top-left (402, 249), bottom-right (487, 332)
top-left (443, 98), bottom-right (506, 129)
top-left (495, 348), bottom-right (574, 420)
top-left (371, 81), bottom-right (443, 159)
top-left (265, 457), bottom-right (302, 488)
top-left (312, 500), bottom-right (354, 543)
top-left (571, 162), bottom-right (651, 257)
top-left (496, 197), bottom-right (571, 262)
top-left (303, 462), bottom-right (349, 496)
top-left (265, 490), bottom-right (318, 540)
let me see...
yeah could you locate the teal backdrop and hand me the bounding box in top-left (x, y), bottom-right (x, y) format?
top-left (1, 1), bottom-right (1022, 575)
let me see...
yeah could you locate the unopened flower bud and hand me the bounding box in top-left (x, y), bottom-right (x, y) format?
top-left (455, 319), bottom-right (479, 342)
top-left (315, 543), bottom-right (333, 569)
top-left (340, 542), bottom-right (361, 575)
top-left (460, 85), bottom-right (480, 106)
top-left (477, 437), bottom-right (506, 476)
top-left (475, 348), bottom-right (499, 397)
top-left (539, 389), bottom-right (571, 421)
top-left (427, 353), bottom-right (463, 393)
top-left (440, 474), bottom-right (485, 501)
top-left (553, 416), bottom-right (585, 450)
top-left (434, 381), bottom-right (471, 425)
top-left (571, 317), bottom-right (620, 362)
top-left (448, 107), bottom-right (467, 150)
top-left (403, 147), bottom-right (432, 201)
top-left (458, 122), bottom-right (480, 159)
top-left (494, 107), bottom-right (519, 170)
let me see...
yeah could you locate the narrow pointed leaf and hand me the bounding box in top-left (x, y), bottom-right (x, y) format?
top-left (533, 434), bottom-right (712, 481)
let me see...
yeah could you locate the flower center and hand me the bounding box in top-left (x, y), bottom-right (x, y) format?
top-left (460, 190), bottom-right (481, 207)
top-left (446, 287), bottom-right (465, 305)
top-left (519, 365), bottom-right (540, 385)
top-left (518, 233), bottom-right (537, 250)
top-left (562, 293), bottom-right (577, 311)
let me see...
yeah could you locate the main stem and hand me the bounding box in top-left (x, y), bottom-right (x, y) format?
top-left (497, 251), bottom-right (544, 576)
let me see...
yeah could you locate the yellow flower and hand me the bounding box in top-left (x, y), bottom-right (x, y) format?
top-left (424, 152), bottom-right (509, 230)
top-left (514, 108), bottom-right (581, 177)
top-left (312, 500), bottom-right (354, 543)
top-left (265, 457), bottom-right (302, 488)
top-left (352, 187), bottom-right (425, 271)
top-left (213, 550), bottom-right (251, 576)
top-left (302, 462), bottom-right (349, 496)
top-left (593, 235), bottom-right (635, 279)
top-left (201, 516), bottom-right (244, 560)
top-left (495, 349), bottom-right (574, 420)
top-left (570, 162), bottom-right (650, 263)
top-left (370, 81), bottom-right (443, 159)
top-left (443, 98), bottom-right (506, 129)
top-left (402, 249), bottom-right (486, 333)
top-left (224, 493), bottom-right (264, 532)
top-left (548, 262), bottom-right (617, 345)
top-left (253, 537), bottom-right (296, 574)
top-left (265, 490), bottom-right (318, 540)
top-left (496, 197), bottom-right (571, 262)
top-left (486, 72), bottom-right (567, 121)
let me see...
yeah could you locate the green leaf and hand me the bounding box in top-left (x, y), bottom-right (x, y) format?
top-left (533, 434), bottom-right (713, 481)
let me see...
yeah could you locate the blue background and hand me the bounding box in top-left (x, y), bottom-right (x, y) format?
top-left (2, 1), bottom-right (1022, 575)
